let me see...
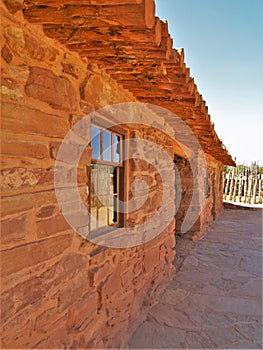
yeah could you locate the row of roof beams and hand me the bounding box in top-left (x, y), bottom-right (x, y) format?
top-left (4, 0), bottom-right (235, 165)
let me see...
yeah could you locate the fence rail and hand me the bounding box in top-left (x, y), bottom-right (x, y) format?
top-left (223, 170), bottom-right (263, 205)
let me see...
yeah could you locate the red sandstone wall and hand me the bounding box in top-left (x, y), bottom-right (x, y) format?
top-left (0, 7), bottom-right (175, 349)
top-left (195, 155), bottom-right (224, 240)
top-left (175, 153), bottom-right (224, 240)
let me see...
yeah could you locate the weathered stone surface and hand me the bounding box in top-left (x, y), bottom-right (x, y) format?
top-left (1, 102), bottom-right (69, 138)
top-left (101, 264), bottom-right (122, 301)
top-left (61, 63), bottom-right (78, 79)
top-left (50, 141), bottom-right (92, 165)
top-left (0, 167), bottom-right (54, 192)
top-left (1, 234), bottom-right (72, 276)
top-left (57, 273), bottom-right (90, 312)
top-left (65, 292), bottom-right (98, 332)
top-left (9, 64), bottom-right (29, 81)
top-left (1, 44), bottom-right (13, 63)
top-left (89, 260), bottom-right (113, 287)
top-left (3, 0), bottom-right (24, 14)
top-left (143, 248), bottom-right (160, 273)
top-left (0, 214), bottom-right (27, 245)
top-left (81, 74), bottom-right (130, 108)
top-left (42, 253), bottom-right (88, 295)
top-left (3, 25), bottom-right (59, 62)
top-left (36, 214), bottom-right (70, 238)
top-left (1, 317), bottom-right (31, 349)
top-left (34, 307), bottom-right (59, 334)
top-left (25, 67), bottom-right (77, 111)
top-left (1, 190), bottom-right (57, 216)
top-left (36, 205), bottom-right (56, 218)
top-left (1, 276), bottom-right (44, 324)
top-left (1, 76), bottom-right (23, 101)
top-left (1, 138), bottom-right (49, 159)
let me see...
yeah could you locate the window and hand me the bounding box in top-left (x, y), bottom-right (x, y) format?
top-left (204, 167), bottom-right (210, 198)
top-left (89, 124), bottom-right (124, 233)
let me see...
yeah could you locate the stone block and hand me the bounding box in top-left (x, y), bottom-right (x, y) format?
top-left (1, 102), bottom-right (69, 138)
top-left (1, 190), bottom-right (57, 217)
top-left (81, 73), bottom-right (130, 108)
top-left (25, 67), bottom-right (77, 112)
top-left (1, 167), bottom-right (54, 192)
top-left (37, 327), bottom-right (69, 349)
top-left (0, 213), bottom-right (26, 246)
top-left (43, 253), bottom-right (88, 295)
top-left (57, 273), bottom-right (90, 312)
top-left (9, 64), bottom-right (29, 82)
top-left (144, 248), bottom-right (160, 273)
top-left (101, 265), bottom-right (122, 300)
top-left (3, 0), bottom-right (23, 13)
top-left (65, 292), bottom-right (98, 332)
top-left (3, 25), bottom-right (59, 62)
top-left (1, 44), bottom-right (13, 63)
top-left (62, 63), bottom-right (79, 79)
top-left (89, 260), bottom-right (113, 287)
top-left (1, 234), bottom-right (72, 277)
top-left (1, 276), bottom-right (44, 324)
top-left (36, 205), bottom-right (56, 218)
top-left (1, 137), bottom-right (49, 159)
top-left (50, 141), bottom-right (92, 165)
top-left (1, 317), bottom-right (31, 349)
top-left (1, 76), bottom-right (23, 101)
top-left (36, 214), bottom-right (70, 239)
top-left (34, 307), bottom-right (58, 334)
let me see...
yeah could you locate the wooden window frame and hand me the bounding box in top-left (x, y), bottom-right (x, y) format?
top-left (204, 167), bottom-right (210, 198)
top-left (88, 119), bottom-right (128, 235)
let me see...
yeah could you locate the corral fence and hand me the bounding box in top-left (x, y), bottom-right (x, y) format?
top-left (223, 167), bottom-right (263, 205)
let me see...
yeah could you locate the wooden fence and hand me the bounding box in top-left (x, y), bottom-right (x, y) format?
top-left (223, 169), bottom-right (263, 205)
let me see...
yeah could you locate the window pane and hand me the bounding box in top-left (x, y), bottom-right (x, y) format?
top-left (113, 134), bottom-right (120, 163)
top-left (103, 130), bottom-right (111, 161)
top-left (90, 164), bottom-right (117, 231)
top-left (91, 126), bottom-right (100, 160)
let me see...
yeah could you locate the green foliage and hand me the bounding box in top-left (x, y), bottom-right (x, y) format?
top-left (224, 162), bottom-right (263, 174)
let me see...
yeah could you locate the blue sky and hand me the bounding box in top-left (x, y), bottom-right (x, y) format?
top-left (155, 0), bottom-right (263, 165)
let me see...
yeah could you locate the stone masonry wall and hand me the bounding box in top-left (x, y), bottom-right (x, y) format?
top-left (195, 155), bottom-right (224, 240)
top-left (175, 154), bottom-right (224, 241)
top-left (0, 6), bottom-right (175, 349)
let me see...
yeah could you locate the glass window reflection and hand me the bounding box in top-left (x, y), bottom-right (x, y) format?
top-left (113, 134), bottom-right (120, 163)
top-left (103, 130), bottom-right (111, 161)
top-left (91, 126), bottom-right (100, 160)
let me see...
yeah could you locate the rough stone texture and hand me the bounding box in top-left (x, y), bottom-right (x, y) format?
top-left (25, 66), bottom-right (78, 112)
top-left (0, 7), bottom-right (174, 349)
top-left (129, 207), bottom-right (263, 349)
top-left (175, 153), bottom-right (224, 241)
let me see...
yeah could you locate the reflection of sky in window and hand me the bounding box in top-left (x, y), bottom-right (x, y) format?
top-left (103, 130), bottom-right (111, 161)
top-left (91, 126), bottom-right (100, 159)
top-left (113, 134), bottom-right (120, 162)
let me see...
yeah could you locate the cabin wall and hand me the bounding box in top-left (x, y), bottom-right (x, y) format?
top-left (0, 8), bottom-right (175, 349)
top-left (175, 153), bottom-right (224, 240)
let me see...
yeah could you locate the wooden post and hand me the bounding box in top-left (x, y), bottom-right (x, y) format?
top-left (243, 169), bottom-right (248, 203)
top-left (223, 172), bottom-right (229, 200)
top-left (237, 173), bottom-right (243, 202)
top-left (234, 174), bottom-right (238, 202)
top-left (229, 168), bottom-right (235, 201)
top-left (259, 175), bottom-right (263, 204)
top-left (252, 177), bottom-right (258, 204)
top-left (247, 174), bottom-right (253, 204)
